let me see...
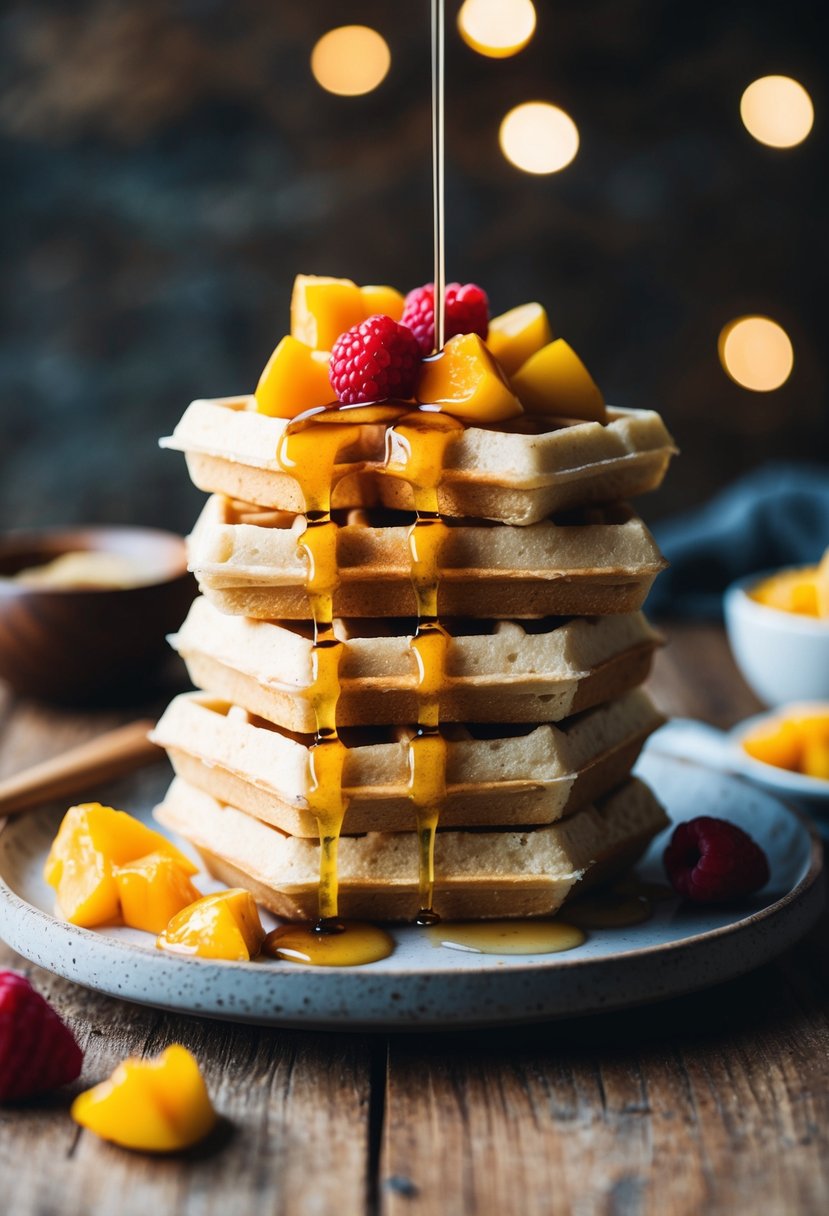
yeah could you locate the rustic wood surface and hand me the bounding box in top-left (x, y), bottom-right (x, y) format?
top-left (1, 624), bottom-right (827, 1216)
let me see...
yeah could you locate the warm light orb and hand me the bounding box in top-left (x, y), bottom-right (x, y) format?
top-left (458, 0), bottom-right (537, 59)
top-left (719, 316), bottom-right (794, 392)
top-left (310, 26), bottom-right (391, 97)
top-left (740, 76), bottom-right (814, 148)
top-left (499, 102), bottom-right (579, 174)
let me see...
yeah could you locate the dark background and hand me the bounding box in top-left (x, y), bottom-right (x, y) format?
top-left (1, 0), bottom-right (826, 534)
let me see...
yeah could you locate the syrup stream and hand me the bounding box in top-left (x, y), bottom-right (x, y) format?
top-left (431, 0), bottom-right (446, 351)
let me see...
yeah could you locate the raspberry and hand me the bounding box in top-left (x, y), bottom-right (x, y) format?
top-left (329, 314), bottom-right (421, 405)
top-left (0, 971), bottom-right (83, 1102)
top-left (400, 282), bottom-right (489, 355)
top-left (663, 817), bottom-right (770, 904)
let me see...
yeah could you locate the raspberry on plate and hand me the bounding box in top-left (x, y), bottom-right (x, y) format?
top-left (0, 971), bottom-right (83, 1102)
top-left (663, 817), bottom-right (771, 904)
top-left (329, 314), bottom-right (421, 405)
top-left (401, 282), bottom-right (489, 355)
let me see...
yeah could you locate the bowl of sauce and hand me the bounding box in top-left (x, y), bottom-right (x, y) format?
top-left (0, 527), bottom-right (195, 703)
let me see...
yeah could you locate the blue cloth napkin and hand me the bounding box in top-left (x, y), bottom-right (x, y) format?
top-left (646, 463), bottom-right (829, 619)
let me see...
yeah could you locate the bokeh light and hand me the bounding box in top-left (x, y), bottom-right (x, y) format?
top-left (719, 317), bottom-right (794, 391)
top-left (740, 76), bottom-right (814, 148)
top-left (458, 0), bottom-right (537, 59)
top-left (310, 26), bottom-right (391, 97)
top-left (499, 102), bottom-right (579, 174)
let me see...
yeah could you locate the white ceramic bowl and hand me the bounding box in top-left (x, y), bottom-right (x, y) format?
top-left (724, 572), bottom-right (829, 707)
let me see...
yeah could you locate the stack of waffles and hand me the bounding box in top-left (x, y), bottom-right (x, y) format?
top-left (152, 375), bottom-right (676, 923)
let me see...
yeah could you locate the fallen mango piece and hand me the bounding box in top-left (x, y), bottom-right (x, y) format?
top-left (254, 335), bottom-right (334, 418)
top-left (71, 1045), bottom-right (216, 1153)
top-left (157, 889), bottom-right (265, 961)
top-left (290, 274), bottom-right (367, 351)
top-left (44, 804), bottom-right (197, 929)
top-left (511, 338), bottom-right (607, 423)
top-left (114, 852), bottom-right (203, 935)
top-left (750, 567), bottom-right (820, 616)
top-left (360, 283), bottom-right (405, 321)
top-left (486, 302), bottom-right (552, 376)
top-left (416, 332), bottom-right (523, 423)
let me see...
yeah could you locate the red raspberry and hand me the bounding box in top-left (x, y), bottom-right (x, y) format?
top-left (0, 971), bottom-right (83, 1102)
top-left (329, 314), bottom-right (421, 405)
top-left (663, 817), bottom-right (770, 904)
top-left (400, 282), bottom-right (489, 355)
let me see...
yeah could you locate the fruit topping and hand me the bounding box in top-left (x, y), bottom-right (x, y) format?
top-left (71, 1045), bottom-right (216, 1153)
top-left (45, 803), bottom-right (198, 929)
top-left (742, 707), bottom-right (829, 780)
top-left (0, 971), bottom-right (83, 1103)
top-left (329, 314), bottom-right (421, 404)
top-left (156, 889), bottom-right (265, 961)
top-left (360, 284), bottom-right (405, 321)
top-left (401, 281), bottom-right (489, 355)
top-left (290, 275), bottom-right (367, 351)
top-left (416, 332), bottom-right (523, 422)
top-left (487, 302), bottom-right (553, 375)
top-left (114, 852), bottom-right (203, 935)
top-left (663, 816), bottom-right (770, 903)
top-left (511, 338), bottom-right (607, 422)
top-left (255, 336), bottom-right (334, 418)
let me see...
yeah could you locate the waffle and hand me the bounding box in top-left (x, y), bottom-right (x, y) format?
top-left (188, 496), bottom-right (666, 620)
top-left (172, 597), bottom-right (661, 730)
top-left (161, 397), bottom-right (676, 526)
top-left (150, 688), bottom-right (664, 835)
top-left (155, 775), bottom-right (669, 921)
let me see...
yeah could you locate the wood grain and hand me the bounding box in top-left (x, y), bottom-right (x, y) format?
top-left (1, 626), bottom-right (828, 1216)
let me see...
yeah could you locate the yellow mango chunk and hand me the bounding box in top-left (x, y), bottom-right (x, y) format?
top-left (816, 547), bottom-right (829, 617)
top-left (254, 335), bottom-right (333, 418)
top-left (487, 302), bottom-right (553, 376)
top-left (750, 567), bottom-right (819, 616)
top-left (361, 284), bottom-right (405, 321)
top-left (45, 803), bottom-right (197, 929)
top-left (803, 734), bottom-right (829, 780)
top-left (290, 274), bottom-right (366, 350)
top-left (511, 339), bottom-right (607, 423)
top-left (114, 852), bottom-right (203, 935)
top-left (157, 889), bottom-right (265, 961)
top-left (71, 1045), bottom-right (216, 1153)
top-left (416, 333), bottom-right (523, 423)
top-left (742, 718), bottom-right (802, 771)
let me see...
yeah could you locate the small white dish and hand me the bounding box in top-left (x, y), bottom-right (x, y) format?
top-left (724, 571), bottom-right (829, 706)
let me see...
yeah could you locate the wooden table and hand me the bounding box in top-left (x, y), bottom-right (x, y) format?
top-left (1, 624), bottom-right (827, 1215)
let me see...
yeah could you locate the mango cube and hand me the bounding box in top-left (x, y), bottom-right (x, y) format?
top-left (45, 803), bottom-right (197, 928)
top-left (290, 275), bottom-right (367, 350)
top-left (255, 335), bottom-right (334, 418)
top-left (114, 852), bottom-right (203, 935)
top-left (71, 1045), bottom-right (216, 1153)
top-left (487, 302), bottom-right (553, 375)
top-left (361, 284), bottom-right (405, 321)
top-left (742, 718), bottom-right (802, 772)
top-left (416, 333), bottom-right (523, 423)
top-left (511, 339), bottom-right (607, 423)
top-left (750, 567), bottom-right (819, 616)
top-left (157, 889), bottom-right (265, 961)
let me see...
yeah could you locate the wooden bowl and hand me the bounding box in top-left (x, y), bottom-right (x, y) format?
top-left (0, 527), bottom-right (196, 704)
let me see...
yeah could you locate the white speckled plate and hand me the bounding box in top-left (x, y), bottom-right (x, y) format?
top-left (0, 750), bottom-right (823, 1030)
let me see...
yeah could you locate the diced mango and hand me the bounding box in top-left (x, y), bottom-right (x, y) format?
top-left (71, 1045), bottom-right (216, 1153)
top-left (45, 803), bottom-right (198, 929)
top-left (742, 718), bottom-right (803, 772)
top-left (511, 339), bottom-right (607, 423)
top-left (290, 275), bottom-right (367, 350)
top-left (816, 547), bottom-right (829, 617)
top-left (361, 284), bottom-right (405, 321)
top-left (254, 335), bottom-right (334, 418)
top-left (157, 889), bottom-right (265, 961)
top-left (487, 302), bottom-right (553, 376)
top-left (750, 567), bottom-right (819, 616)
top-left (114, 852), bottom-right (203, 935)
top-left (416, 333), bottom-right (523, 423)
top-left (802, 735), bottom-right (829, 781)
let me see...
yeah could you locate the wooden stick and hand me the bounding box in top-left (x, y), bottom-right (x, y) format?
top-left (0, 720), bottom-right (161, 817)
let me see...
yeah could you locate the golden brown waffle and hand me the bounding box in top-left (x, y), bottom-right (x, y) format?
top-left (161, 397), bottom-right (676, 526)
top-left (150, 689), bottom-right (664, 834)
top-left (188, 496), bottom-right (667, 620)
top-left (172, 597), bottom-right (661, 729)
top-left (154, 775), bottom-right (669, 921)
